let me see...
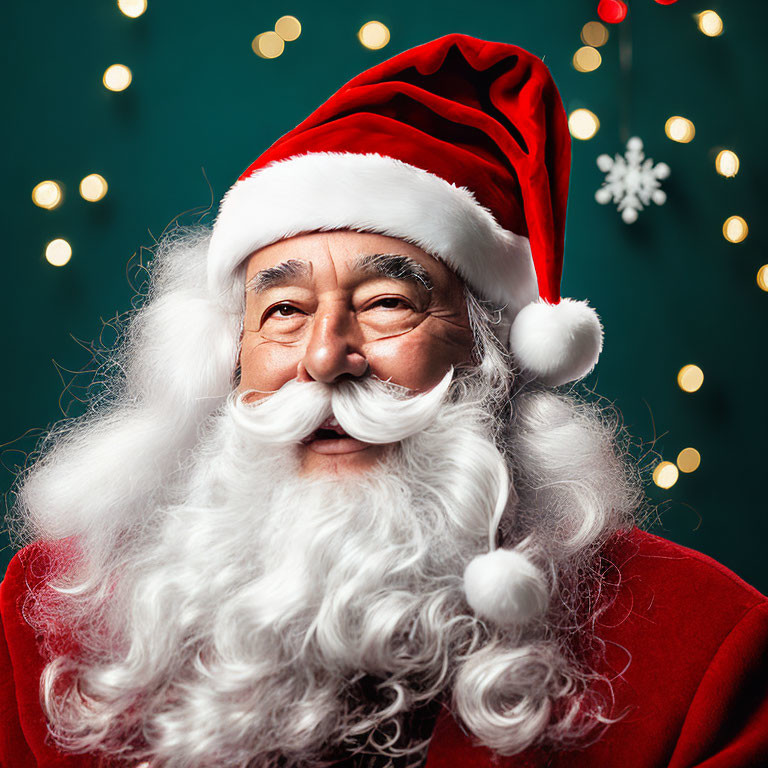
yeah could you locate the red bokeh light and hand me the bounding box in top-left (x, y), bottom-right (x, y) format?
top-left (597, 0), bottom-right (628, 24)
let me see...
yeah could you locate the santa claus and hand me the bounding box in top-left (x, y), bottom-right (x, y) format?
top-left (2, 34), bottom-right (767, 768)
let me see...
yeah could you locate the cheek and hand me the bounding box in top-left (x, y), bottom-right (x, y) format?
top-left (364, 325), bottom-right (473, 391)
top-left (240, 336), bottom-right (303, 395)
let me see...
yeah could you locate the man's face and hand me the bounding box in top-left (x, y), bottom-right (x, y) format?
top-left (239, 230), bottom-right (475, 474)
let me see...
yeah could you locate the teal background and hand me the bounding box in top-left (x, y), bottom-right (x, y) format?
top-left (2, 2), bottom-right (766, 591)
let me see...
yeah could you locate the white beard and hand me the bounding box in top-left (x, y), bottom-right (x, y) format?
top-left (20, 231), bottom-right (638, 767)
top-left (41, 372), bottom-right (509, 767)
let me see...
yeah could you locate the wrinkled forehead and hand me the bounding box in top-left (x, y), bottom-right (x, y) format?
top-left (242, 229), bottom-right (467, 295)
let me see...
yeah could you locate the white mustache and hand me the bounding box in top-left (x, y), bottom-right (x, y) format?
top-left (228, 369), bottom-right (454, 445)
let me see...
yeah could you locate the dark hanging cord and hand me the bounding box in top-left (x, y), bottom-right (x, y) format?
top-left (619, 11), bottom-right (633, 145)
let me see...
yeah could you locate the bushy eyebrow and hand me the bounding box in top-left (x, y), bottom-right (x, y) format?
top-left (355, 253), bottom-right (433, 291)
top-left (246, 259), bottom-right (312, 294)
top-left (245, 252), bottom-right (433, 295)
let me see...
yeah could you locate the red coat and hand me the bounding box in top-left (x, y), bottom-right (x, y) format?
top-left (2, 529), bottom-right (767, 768)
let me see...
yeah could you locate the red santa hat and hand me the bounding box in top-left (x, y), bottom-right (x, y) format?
top-left (208, 33), bottom-right (603, 387)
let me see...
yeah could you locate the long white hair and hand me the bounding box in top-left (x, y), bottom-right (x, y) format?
top-left (11, 227), bottom-right (644, 767)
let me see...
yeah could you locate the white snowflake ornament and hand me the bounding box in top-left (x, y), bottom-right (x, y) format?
top-left (595, 136), bottom-right (670, 224)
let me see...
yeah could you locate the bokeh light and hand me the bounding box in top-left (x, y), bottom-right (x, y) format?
top-left (117, 0), bottom-right (147, 18)
top-left (358, 21), bottom-right (390, 50)
top-left (722, 215), bottom-right (748, 243)
top-left (697, 10), bottom-right (723, 37)
top-left (757, 265), bottom-right (768, 293)
top-left (715, 149), bottom-right (739, 177)
top-left (597, 0), bottom-right (628, 24)
top-left (103, 64), bottom-right (132, 91)
top-left (677, 364), bottom-right (704, 393)
top-left (274, 15), bottom-right (301, 41)
top-left (32, 180), bottom-right (62, 210)
top-left (252, 31), bottom-right (285, 59)
top-left (665, 116), bottom-right (695, 143)
top-left (653, 461), bottom-right (679, 489)
top-left (568, 109), bottom-right (600, 140)
top-left (581, 21), bottom-right (609, 47)
top-left (676, 448), bottom-right (701, 473)
top-left (79, 174), bottom-right (108, 202)
top-left (573, 46), bottom-right (602, 73)
top-left (45, 238), bottom-right (72, 267)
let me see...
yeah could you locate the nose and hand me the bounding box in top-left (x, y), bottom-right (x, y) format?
top-left (296, 300), bottom-right (368, 383)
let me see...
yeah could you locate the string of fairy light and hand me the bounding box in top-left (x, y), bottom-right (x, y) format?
top-left (30, 4), bottom-right (391, 268)
top-left (251, 16), bottom-right (391, 58)
top-left (28, 4), bottom-right (762, 494)
top-left (566, 6), bottom-right (762, 491)
top-left (29, 0), bottom-right (148, 265)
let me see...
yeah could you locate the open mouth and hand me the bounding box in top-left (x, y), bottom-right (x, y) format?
top-left (303, 417), bottom-right (348, 443)
top-left (300, 417), bottom-right (373, 456)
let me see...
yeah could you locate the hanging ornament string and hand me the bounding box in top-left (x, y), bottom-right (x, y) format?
top-left (594, 4), bottom-right (670, 223)
top-left (619, 10), bottom-right (632, 146)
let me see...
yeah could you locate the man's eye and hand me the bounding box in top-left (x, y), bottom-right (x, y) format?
top-left (370, 297), bottom-right (410, 310)
top-left (267, 303), bottom-right (302, 318)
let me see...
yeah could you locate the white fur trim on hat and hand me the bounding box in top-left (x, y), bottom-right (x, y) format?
top-left (208, 151), bottom-right (539, 315)
top-left (508, 298), bottom-right (604, 387)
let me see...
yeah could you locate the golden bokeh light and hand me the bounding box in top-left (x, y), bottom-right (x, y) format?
top-left (715, 149), bottom-right (739, 177)
top-left (358, 21), bottom-right (390, 50)
top-left (103, 64), bottom-right (132, 91)
top-left (722, 215), bottom-right (748, 243)
top-left (697, 10), bottom-right (723, 37)
top-left (45, 238), bottom-right (72, 267)
top-left (117, 0), bottom-right (147, 18)
top-left (653, 461), bottom-right (679, 489)
top-left (677, 364), bottom-right (704, 393)
top-left (79, 173), bottom-right (108, 202)
top-left (665, 116), bottom-right (695, 143)
top-left (573, 46), bottom-right (602, 73)
top-left (568, 109), bottom-right (600, 140)
top-left (757, 265), bottom-right (768, 293)
top-left (676, 447), bottom-right (701, 474)
top-left (274, 15), bottom-right (301, 41)
top-left (32, 180), bottom-right (62, 210)
top-left (252, 31), bottom-right (285, 59)
top-left (581, 21), bottom-right (609, 47)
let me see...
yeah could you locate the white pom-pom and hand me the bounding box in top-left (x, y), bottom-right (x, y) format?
top-left (463, 548), bottom-right (549, 626)
top-left (508, 297), bottom-right (604, 387)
